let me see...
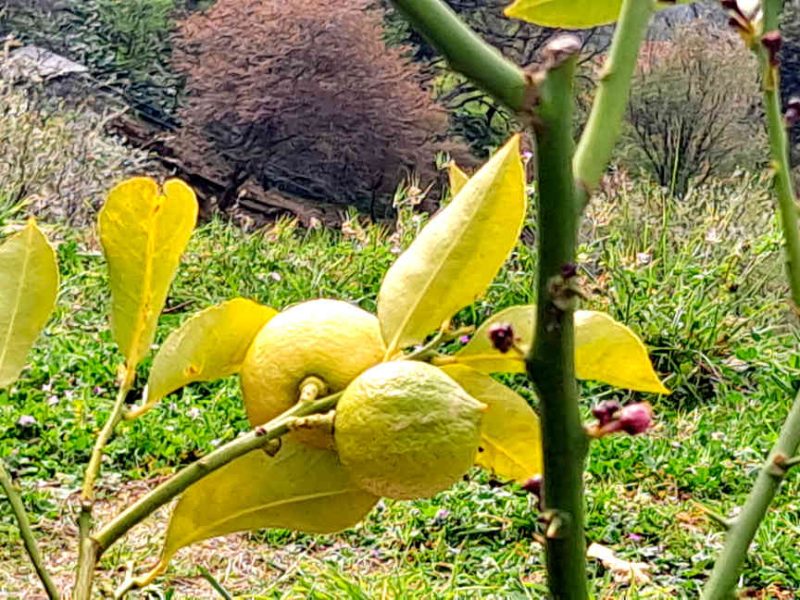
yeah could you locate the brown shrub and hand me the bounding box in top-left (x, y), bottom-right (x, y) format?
top-left (172, 0), bottom-right (470, 216)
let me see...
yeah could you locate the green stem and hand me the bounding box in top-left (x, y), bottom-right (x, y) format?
top-left (0, 460), bottom-right (59, 599)
top-left (93, 392), bottom-right (342, 554)
top-left (703, 2), bottom-right (800, 595)
top-left (389, 0), bottom-right (533, 112)
top-left (526, 39), bottom-right (589, 600)
top-left (74, 372), bottom-right (133, 600)
top-left (573, 0), bottom-right (656, 208)
top-left (702, 391), bottom-right (800, 599)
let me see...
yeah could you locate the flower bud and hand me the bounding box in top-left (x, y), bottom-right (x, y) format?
top-left (488, 323), bottom-right (515, 354)
top-left (617, 402), bottom-right (654, 435)
top-left (591, 400), bottom-right (622, 426)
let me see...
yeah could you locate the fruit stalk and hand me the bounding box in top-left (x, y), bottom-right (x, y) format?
top-left (525, 39), bottom-right (589, 600)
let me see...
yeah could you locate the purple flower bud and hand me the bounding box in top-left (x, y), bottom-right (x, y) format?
top-left (591, 400), bottom-right (622, 426)
top-left (459, 335), bottom-right (471, 344)
top-left (628, 532), bottom-right (644, 542)
top-left (618, 402), bottom-right (654, 435)
top-left (488, 323), bottom-right (515, 354)
top-left (522, 475), bottom-right (543, 496)
top-left (762, 32), bottom-right (783, 66)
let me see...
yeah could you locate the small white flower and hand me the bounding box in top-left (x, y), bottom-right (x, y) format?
top-left (17, 415), bottom-right (37, 427)
top-left (636, 252), bottom-right (652, 266)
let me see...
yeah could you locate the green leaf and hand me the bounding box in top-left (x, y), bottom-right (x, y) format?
top-left (137, 443), bottom-right (378, 586)
top-left (0, 219), bottom-right (59, 388)
top-left (442, 364), bottom-right (542, 482)
top-left (128, 299), bottom-right (277, 418)
top-left (505, 0), bottom-right (689, 28)
top-left (378, 135), bottom-right (526, 356)
top-left (99, 178), bottom-right (198, 372)
top-left (454, 305), bottom-right (669, 394)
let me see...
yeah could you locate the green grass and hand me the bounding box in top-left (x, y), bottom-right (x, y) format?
top-left (2, 174), bottom-right (800, 597)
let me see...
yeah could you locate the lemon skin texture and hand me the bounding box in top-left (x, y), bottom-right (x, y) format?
top-left (241, 299), bottom-right (386, 429)
top-left (335, 360), bottom-right (486, 500)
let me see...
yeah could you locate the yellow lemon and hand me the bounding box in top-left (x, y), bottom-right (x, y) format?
top-left (334, 361), bottom-right (486, 500)
top-left (241, 299), bottom-right (386, 437)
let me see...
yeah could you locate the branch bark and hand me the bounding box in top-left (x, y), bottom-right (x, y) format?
top-left (526, 37), bottom-right (589, 600)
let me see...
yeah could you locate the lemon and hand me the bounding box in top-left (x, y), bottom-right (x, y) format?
top-left (334, 361), bottom-right (486, 500)
top-left (241, 299), bottom-right (386, 436)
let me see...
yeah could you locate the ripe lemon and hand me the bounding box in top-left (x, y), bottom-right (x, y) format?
top-left (240, 299), bottom-right (386, 437)
top-left (334, 361), bottom-right (486, 500)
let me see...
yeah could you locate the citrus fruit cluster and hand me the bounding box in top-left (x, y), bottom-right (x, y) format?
top-left (240, 298), bottom-right (487, 500)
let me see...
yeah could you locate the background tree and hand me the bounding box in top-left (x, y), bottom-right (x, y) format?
top-left (172, 0), bottom-right (469, 217)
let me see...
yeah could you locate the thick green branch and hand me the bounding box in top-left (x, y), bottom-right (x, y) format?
top-left (702, 390), bottom-right (800, 599)
top-left (389, 0), bottom-right (532, 112)
top-left (0, 461), bottom-right (59, 599)
top-left (526, 38), bottom-right (589, 600)
top-left (573, 0), bottom-right (656, 207)
top-left (93, 392), bottom-right (342, 554)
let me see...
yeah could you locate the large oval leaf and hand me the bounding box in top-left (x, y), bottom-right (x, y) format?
top-left (454, 305), bottom-right (669, 394)
top-left (128, 299), bottom-right (277, 418)
top-left (505, 0), bottom-right (688, 29)
top-left (136, 443), bottom-right (378, 587)
top-left (442, 364), bottom-right (542, 482)
top-left (0, 219), bottom-right (59, 388)
top-left (378, 136), bottom-right (526, 356)
top-left (99, 178), bottom-right (198, 371)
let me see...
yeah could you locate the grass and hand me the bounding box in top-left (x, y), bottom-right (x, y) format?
top-left (2, 173), bottom-right (800, 597)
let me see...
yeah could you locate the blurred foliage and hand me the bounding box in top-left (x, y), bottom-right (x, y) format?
top-left (0, 0), bottom-right (190, 125)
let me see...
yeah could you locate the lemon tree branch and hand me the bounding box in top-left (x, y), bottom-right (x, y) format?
top-left (526, 38), bottom-right (589, 600)
top-left (389, 0), bottom-right (534, 113)
top-left (93, 391), bottom-right (342, 555)
top-left (573, 0), bottom-right (656, 209)
top-left (703, 2), bottom-right (800, 596)
top-left (0, 460), bottom-right (59, 599)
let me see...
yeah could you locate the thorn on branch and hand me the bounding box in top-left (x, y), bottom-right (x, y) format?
top-left (540, 509), bottom-right (572, 539)
top-left (694, 501), bottom-right (735, 531)
top-left (768, 453), bottom-right (800, 476)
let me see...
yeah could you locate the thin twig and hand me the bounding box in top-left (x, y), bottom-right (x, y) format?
top-left (0, 460), bottom-right (59, 599)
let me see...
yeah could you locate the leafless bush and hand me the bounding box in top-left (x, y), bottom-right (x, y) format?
top-left (621, 23), bottom-right (766, 197)
top-left (172, 0), bottom-right (470, 216)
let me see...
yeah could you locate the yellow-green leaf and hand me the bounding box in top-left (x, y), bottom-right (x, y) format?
top-left (574, 310), bottom-right (669, 394)
top-left (0, 219), bottom-right (59, 388)
top-left (505, 0), bottom-right (691, 29)
top-left (442, 364), bottom-right (542, 482)
top-left (128, 299), bottom-right (277, 418)
top-left (99, 178), bottom-right (198, 371)
top-left (448, 161), bottom-right (469, 197)
top-left (378, 136), bottom-right (526, 356)
top-left (137, 443), bottom-right (378, 586)
top-left (455, 305), bottom-right (669, 394)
